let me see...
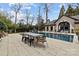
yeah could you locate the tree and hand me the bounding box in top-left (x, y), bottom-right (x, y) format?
top-left (37, 15), bottom-right (45, 31)
top-left (0, 11), bottom-right (13, 31)
top-left (58, 5), bottom-right (65, 18)
top-left (75, 6), bottom-right (79, 15)
top-left (11, 3), bottom-right (22, 32)
top-left (65, 4), bottom-right (75, 16)
top-left (38, 18), bottom-right (45, 31)
top-left (36, 3), bottom-right (50, 31)
top-left (24, 9), bottom-right (30, 25)
top-left (45, 3), bottom-right (49, 23)
top-left (19, 19), bottom-right (24, 27)
top-left (16, 19), bottom-right (26, 32)
top-left (43, 3), bottom-right (53, 23)
top-left (37, 5), bottom-right (41, 25)
top-left (66, 3), bottom-right (79, 16)
top-left (30, 16), bottom-right (34, 25)
top-left (37, 5), bottom-right (43, 30)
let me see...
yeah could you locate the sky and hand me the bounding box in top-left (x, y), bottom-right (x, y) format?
top-left (0, 3), bottom-right (76, 25)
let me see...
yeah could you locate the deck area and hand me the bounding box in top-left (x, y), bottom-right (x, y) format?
top-left (0, 33), bottom-right (79, 56)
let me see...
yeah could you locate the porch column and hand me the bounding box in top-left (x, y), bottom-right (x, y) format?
top-left (49, 26), bottom-right (51, 31)
top-left (45, 26), bottom-right (47, 31)
top-left (53, 26), bottom-right (55, 32)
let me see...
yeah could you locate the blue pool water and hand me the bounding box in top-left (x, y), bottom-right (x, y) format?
top-left (38, 32), bottom-right (74, 42)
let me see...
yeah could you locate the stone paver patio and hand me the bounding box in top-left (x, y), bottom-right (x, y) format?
top-left (0, 33), bottom-right (79, 56)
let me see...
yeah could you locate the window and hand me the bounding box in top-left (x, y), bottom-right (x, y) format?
top-left (47, 26), bottom-right (48, 31)
top-left (51, 26), bottom-right (53, 31)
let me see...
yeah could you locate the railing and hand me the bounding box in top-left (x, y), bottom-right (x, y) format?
top-left (38, 31), bottom-right (78, 43)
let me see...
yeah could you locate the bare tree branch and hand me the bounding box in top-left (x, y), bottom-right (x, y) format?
top-left (11, 3), bottom-right (22, 32)
top-left (30, 16), bottom-right (34, 25)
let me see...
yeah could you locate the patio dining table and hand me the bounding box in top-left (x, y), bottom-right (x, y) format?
top-left (21, 32), bottom-right (45, 47)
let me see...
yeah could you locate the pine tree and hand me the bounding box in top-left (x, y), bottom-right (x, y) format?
top-left (58, 5), bottom-right (65, 18)
top-left (65, 5), bottom-right (75, 16)
top-left (75, 6), bottom-right (79, 15)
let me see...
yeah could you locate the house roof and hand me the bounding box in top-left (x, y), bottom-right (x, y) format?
top-left (71, 15), bottom-right (79, 21)
top-left (45, 15), bottom-right (79, 26)
top-left (45, 20), bottom-right (56, 26)
top-left (55, 15), bottom-right (79, 23)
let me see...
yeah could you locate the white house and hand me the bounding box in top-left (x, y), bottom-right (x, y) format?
top-left (45, 20), bottom-right (56, 32)
top-left (45, 15), bottom-right (79, 33)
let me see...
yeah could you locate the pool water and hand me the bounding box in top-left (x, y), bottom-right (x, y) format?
top-left (39, 32), bottom-right (74, 42)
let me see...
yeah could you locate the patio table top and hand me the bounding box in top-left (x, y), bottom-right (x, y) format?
top-left (22, 32), bottom-right (43, 37)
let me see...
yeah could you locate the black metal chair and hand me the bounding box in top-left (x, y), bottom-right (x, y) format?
top-left (22, 34), bottom-right (29, 43)
top-left (24, 36), bottom-right (29, 43)
top-left (28, 36), bottom-right (34, 46)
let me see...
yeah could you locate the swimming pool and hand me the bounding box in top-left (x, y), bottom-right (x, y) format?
top-left (38, 31), bottom-right (78, 43)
